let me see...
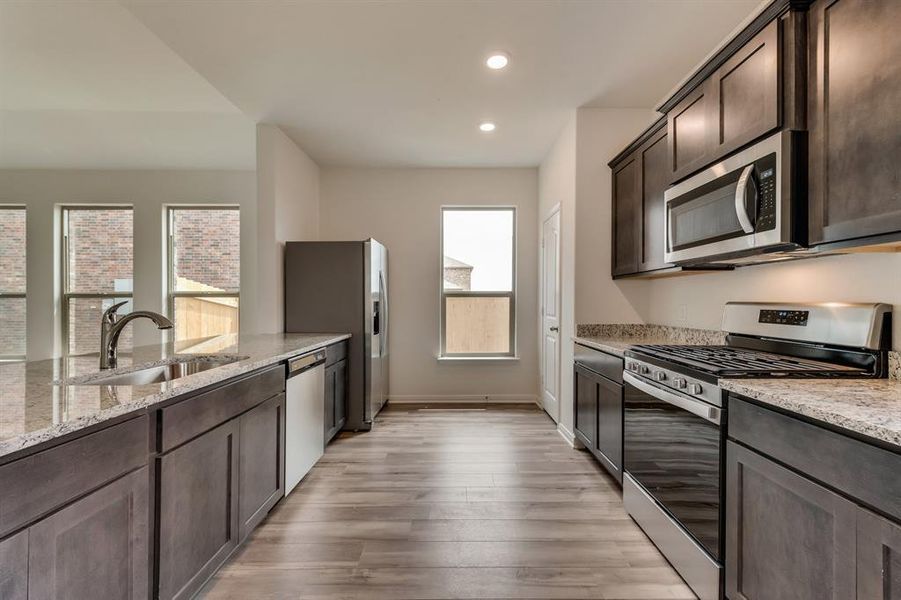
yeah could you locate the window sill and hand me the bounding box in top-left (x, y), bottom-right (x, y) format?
top-left (437, 356), bottom-right (520, 363)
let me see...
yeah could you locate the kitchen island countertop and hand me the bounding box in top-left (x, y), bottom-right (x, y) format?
top-left (0, 332), bottom-right (350, 460)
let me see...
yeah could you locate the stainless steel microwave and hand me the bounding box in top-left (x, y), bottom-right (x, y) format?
top-left (664, 131), bottom-right (805, 265)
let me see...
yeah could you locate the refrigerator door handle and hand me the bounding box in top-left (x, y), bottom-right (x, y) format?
top-left (378, 272), bottom-right (387, 355)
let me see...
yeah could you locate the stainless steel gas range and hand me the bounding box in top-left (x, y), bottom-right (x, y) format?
top-left (621, 302), bottom-right (892, 600)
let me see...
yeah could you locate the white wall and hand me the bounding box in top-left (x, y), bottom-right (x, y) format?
top-left (538, 114), bottom-right (576, 431)
top-left (574, 107), bottom-right (657, 325)
top-left (0, 169), bottom-right (256, 360)
top-left (254, 124), bottom-right (320, 334)
top-left (644, 253), bottom-right (901, 350)
top-left (320, 167), bottom-right (540, 402)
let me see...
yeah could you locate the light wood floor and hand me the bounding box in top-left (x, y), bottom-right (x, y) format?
top-left (200, 403), bottom-right (695, 600)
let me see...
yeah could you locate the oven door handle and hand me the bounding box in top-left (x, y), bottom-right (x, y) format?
top-left (735, 164), bottom-right (757, 234)
top-left (624, 372), bottom-right (722, 425)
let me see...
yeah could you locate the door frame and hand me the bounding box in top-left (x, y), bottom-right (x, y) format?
top-left (539, 204), bottom-right (561, 423)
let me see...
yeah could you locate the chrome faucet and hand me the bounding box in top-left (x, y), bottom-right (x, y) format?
top-left (100, 301), bottom-right (174, 370)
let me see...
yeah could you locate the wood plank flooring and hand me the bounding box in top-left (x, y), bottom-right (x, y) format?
top-left (199, 404), bottom-right (695, 600)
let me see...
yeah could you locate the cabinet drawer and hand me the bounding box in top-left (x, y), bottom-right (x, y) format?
top-left (573, 343), bottom-right (623, 383)
top-left (0, 415), bottom-right (149, 538)
top-left (160, 365), bottom-right (284, 453)
top-left (729, 396), bottom-right (901, 522)
top-left (325, 340), bottom-right (348, 367)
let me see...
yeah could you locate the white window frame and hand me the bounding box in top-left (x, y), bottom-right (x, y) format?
top-left (439, 205), bottom-right (517, 359)
top-left (0, 205), bottom-right (27, 361)
top-left (165, 206), bottom-right (240, 341)
top-left (60, 205), bottom-right (133, 357)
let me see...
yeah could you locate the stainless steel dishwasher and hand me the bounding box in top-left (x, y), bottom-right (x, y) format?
top-left (285, 349), bottom-right (326, 495)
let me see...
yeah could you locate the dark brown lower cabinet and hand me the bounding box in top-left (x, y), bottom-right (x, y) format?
top-left (595, 375), bottom-right (623, 482)
top-left (857, 509), bottom-right (901, 599)
top-left (325, 359), bottom-right (347, 444)
top-left (238, 393), bottom-right (285, 541)
top-left (726, 441), bottom-right (857, 600)
top-left (573, 364), bottom-right (623, 483)
top-left (157, 420), bottom-right (239, 600)
top-left (574, 365), bottom-right (598, 451)
top-left (0, 530), bottom-right (28, 600)
top-left (29, 466), bottom-right (150, 600)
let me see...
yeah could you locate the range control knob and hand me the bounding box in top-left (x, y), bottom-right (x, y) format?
top-left (673, 377), bottom-right (687, 390)
top-left (688, 383), bottom-right (703, 395)
top-left (654, 371), bottom-right (667, 382)
top-left (627, 362), bottom-right (639, 372)
top-left (639, 365), bottom-right (650, 375)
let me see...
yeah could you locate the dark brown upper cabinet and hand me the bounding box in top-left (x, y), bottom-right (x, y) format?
top-left (667, 82), bottom-right (714, 182)
top-left (611, 119), bottom-right (674, 278)
top-left (639, 127), bottom-right (670, 272)
top-left (668, 18), bottom-right (783, 183)
top-left (807, 0), bottom-right (901, 246)
top-left (611, 155), bottom-right (641, 277)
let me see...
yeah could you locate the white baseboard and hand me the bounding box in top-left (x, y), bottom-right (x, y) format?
top-left (389, 394), bottom-right (539, 404)
top-left (556, 422), bottom-right (577, 448)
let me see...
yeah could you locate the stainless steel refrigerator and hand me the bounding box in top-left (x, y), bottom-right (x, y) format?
top-left (284, 239), bottom-right (388, 430)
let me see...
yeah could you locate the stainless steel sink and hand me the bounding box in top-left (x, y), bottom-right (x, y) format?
top-left (69, 356), bottom-right (246, 386)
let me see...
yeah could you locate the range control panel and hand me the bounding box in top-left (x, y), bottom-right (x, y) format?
top-left (758, 309), bottom-right (809, 326)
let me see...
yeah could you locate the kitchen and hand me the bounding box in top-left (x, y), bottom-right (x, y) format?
top-left (0, 1), bottom-right (899, 599)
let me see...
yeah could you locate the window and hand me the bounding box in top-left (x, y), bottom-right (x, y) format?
top-left (167, 207), bottom-right (240, 343)
top-left (440, 207), bottom-right (515, 357)
top-left (0, 207), bottom-right (26, 360)
top-left (62, 207), bottom-right (134, 356)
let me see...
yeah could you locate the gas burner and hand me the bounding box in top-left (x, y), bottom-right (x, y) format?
top-left (630, 344), bottom-right (865, 377)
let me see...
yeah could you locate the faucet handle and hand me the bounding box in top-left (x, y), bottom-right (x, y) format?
top-left (102, 300), bottom-right (130, 323)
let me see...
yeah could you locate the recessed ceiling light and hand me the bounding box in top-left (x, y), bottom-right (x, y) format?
top-left (486, 53), bottom-right (509, 70)
top-left (479, 122), bottom-right (496, 132)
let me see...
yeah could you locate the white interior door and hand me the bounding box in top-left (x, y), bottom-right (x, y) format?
top-left (540, 209), bottom-right (561, 422)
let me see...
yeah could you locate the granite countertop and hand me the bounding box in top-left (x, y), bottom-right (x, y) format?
top-left (0, 332), bottom-right (350, 459)
top-left (721, 378), bottom-right (901, 448)
top-left (573, 324), bottom-right (727, 357)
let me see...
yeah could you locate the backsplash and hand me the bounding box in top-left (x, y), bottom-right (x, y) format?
top-left (577, 323), bottom-right (901, 380)
top-left (576, 323), bottom-right (726, 346)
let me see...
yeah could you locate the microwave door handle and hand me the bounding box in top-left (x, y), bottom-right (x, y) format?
top-left (624, 372), bottom-right (722, 425)
top-left (735, 164), bottom-right (756, 234)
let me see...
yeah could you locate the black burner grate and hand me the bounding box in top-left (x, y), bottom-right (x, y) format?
top-left (631, 344), bottom-right (865, 376)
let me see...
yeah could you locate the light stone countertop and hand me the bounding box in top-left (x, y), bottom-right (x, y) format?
top-left (721, 378), bottom-right (901, 448)
top-left (0, 332), bottom-right (350, 460)
top-left (573, 323), bottom-right (727, 357)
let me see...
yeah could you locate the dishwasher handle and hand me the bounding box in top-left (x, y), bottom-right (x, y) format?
top-left (287, 350), bottom-right (326, 378)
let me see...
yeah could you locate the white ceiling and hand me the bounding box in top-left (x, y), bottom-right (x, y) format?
top-left (0, 1), bottom-right (256, 169)
top-left (123, 0), bottom-right (762, 168)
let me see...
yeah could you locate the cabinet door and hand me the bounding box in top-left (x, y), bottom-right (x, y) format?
top-left (725, 441), bottom-right (856, 600)
top-left (667, 81), bottom-right (714, 182)
top-left (595, 375), bottom-right (623, 483)
top-left (324, 363), bottom-right (337, 437)
top-left (808, 0), bottom-right (901, 245)
top-left (858, 508), bottom-right (901, 599)
top-left (158, 420), bottom-right (239, 600)
top-left (611, 156), bottom-right (641, 277)
top-left (0, 531), bottom-right (28, 600)
top-left (639, 127), bottom-right (671, 272)
top-left (711, 19), bottom-right (780, 158)
top-left (573, 366), bottom-right (598, 450)
top-left (333, 359), bottom-right (347, 430)
top-left (239, 393), bottom-right (285, 541)
top-left (29, 467), bottom-right (150, 600)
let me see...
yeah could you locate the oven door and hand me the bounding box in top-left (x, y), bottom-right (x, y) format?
top-left (664, 131), bottom-right (784, 265)
top-left (623, 371), bottom-right (723, 560)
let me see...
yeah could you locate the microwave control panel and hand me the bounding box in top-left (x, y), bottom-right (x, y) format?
top-left (754, 153), bottom-right (778, 232)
